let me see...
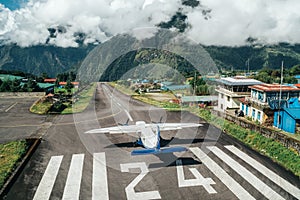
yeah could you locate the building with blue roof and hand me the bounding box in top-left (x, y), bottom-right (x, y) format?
top-left (273, 98), bottom-right (300, 134)
top-left (240, 83), bottom-right (300, 125)
top-left (161, 84), bottom-right (191, 91)
top-left (295, 75), bottom-right (300, 84)
top-left (0, 74), bottom-right (24, 81)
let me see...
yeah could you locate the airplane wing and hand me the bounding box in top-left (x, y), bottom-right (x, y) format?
top-left (155, 123), bottom-right (202, 131)
top-left (85, 122), bottom-right (202, 134)
top-left (85, 125), bottom-right (140, 134)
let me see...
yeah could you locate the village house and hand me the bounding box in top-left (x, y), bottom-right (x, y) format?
top-left (240, 84), bottom-right (300, 125)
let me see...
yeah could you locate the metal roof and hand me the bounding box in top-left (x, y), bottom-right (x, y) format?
top-left (161, 81), bottom-right (173, 86)
top-left (0, 74), bottom-right (24, 81)
top-left (163, 84), bottom-right (190, 91)
top-left (249, 84), bottom-right (300, 92)
top-left (294, 75), bottom-right (300, 79)
top-left (284, 108), bottom-right (300, 119)
top-left (216, 77), bottom-right (262, 86)
top-left (181, 96), bottom-right (218, 103)
top-left (37, 83), bottom-right (55, 89)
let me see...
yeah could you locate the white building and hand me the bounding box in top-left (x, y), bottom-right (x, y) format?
top-left (215, 76), bottom-right (262, 112)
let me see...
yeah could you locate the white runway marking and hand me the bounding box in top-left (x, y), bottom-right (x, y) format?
top-left (208, 146), bottom-right (285, 200)
top-left (225, 145), bottom-right (300, 199)
top-left (176, 160), bottom-right (216, 194)
top-left (124, 109), bottom-right (133, 121)
top-left (92, 152), bottom-right (109, 200)
top-left (120, 162), bottom-right (161, 200)
top-left (33, 155), bottom-right (63, 200)
top-left (62, 154), bottom-right (84, 200)
top-left (190, 147), bottom-right (255, 200)
top-left (5, 102), bottom-right (17, 112)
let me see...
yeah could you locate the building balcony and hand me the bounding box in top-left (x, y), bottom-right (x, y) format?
top-left (244, 97), bottom-right (270, 109)
top-left (215, 87), bottom-right (250, 97)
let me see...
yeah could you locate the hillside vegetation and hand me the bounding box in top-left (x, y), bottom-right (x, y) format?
top-left (205, 43), bottom-right (300, 71)
top-left (0, 43), bottom-right (299, 79)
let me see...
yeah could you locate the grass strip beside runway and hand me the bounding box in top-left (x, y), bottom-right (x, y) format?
top-left (197, 108), bottom-right (300, 177)
top-left (0, 140), bottom-right (28, 189)
top-left (62, 83), bottom-right (97, 114)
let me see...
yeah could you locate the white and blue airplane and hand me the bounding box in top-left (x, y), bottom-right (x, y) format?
top-left (85, 121), bottom-right (202, 156)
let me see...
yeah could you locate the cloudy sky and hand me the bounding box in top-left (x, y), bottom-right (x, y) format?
top-left (0, 0), bottom-right (299, 47)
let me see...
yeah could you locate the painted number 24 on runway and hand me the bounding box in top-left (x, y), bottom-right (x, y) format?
top-left (120, 161), bottom-right (216, 200)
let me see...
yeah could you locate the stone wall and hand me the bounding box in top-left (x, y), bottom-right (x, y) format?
top-left (0, 92), bottom-right (45, 97)
top-left (211, 109), bottom-right (300, 154)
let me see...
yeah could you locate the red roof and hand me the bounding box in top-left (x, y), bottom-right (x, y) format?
top-left (59, 82), bottom-right (79, 85)
top-left (44, 78), bottom-right (57, 82)
top-left (46, 93), bottom-right (54, 97)
top-left (295, 84), bottom-right (300, 88)
top-left (249, 83), bottom-right (300, 92)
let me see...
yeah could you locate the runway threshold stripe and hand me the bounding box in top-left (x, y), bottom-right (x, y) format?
top-left (33, 156), bottom-right (63, 200)
top-left (124, 109), bottom-right (133, 121)
top-left (189, 147), bottom-right (255, 200)
top-left (5, 102), bottom-right (17, 112)
top-left (225, 145), bottom-right (300, 199)
top-left (208, 146), bottom-right (285, 200)
top-left (92, 152), bottom-right (109, 200)
top-left (62, 154), bottom-right (84, 200)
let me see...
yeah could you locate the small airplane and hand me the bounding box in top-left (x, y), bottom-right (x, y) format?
top-left (85, 121), bottom-right (202, 156)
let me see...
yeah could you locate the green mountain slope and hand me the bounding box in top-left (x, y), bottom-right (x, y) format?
top-left (204, 43), bottom-right (300, 71)
top-left (0, 44), bottom-right (94, 77)
top-left (0, 43), bottom-right (300, 78)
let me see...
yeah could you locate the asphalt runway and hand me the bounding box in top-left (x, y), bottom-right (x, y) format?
top-left (0, 96), bottom-right (47, 143)
top-left (3, 83), bottom-right (300, 199)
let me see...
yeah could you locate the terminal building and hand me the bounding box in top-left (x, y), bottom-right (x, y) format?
top-left (214, 76), bottom-right (262, 112)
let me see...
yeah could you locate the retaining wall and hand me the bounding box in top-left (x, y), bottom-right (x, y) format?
top-left (0, 92), bottom-right (45, 97)
top-left (211, 109), bottom-right (300, 154)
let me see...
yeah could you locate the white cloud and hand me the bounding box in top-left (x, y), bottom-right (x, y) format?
top-left (186, 0), bottom-right (300, 46)
top-left (0, 0), bottom-right (299, 47)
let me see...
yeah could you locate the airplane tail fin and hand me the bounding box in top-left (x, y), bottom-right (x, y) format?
top-left (156, 125), bottom-right (160, 150)
top-left (131, 124), bottom-right (187, 156)
top-left (118, 118), bottom-right (129, 126)
top-left (131, 146), bottom-right (187, 156)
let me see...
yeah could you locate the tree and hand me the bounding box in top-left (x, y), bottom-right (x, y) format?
top-left (0, 79), bottom-right (12, 92)
top-left (27, 78), bottom-right (41, 92)
top-left (65, 79), bottom-right (73, 93)
top-left (290, 64), bottom-right (300, 75)
top-left (196, 85), bottom-right (209, 95)
top-left (189, 76), bottom-right (206, 90)
top-left (11, 79), bottom-right (21, 92)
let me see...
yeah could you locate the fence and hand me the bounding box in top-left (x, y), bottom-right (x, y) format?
top-left (211, 109), bottom-right (300, 154)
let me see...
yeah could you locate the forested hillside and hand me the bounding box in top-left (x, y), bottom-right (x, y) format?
top-left (0, 44), bottom-right (94, 77)
top-left (0, 0), bottom-right (299, 77)
top-left (0, 43), bottom-right (300, 79)
top-left (205, 43), bottom-right (300, 71)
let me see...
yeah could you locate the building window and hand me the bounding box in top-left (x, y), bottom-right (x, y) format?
top-left (220, 104), bottom-right (223, 110)
top-left (252, 109), bottom-right (256, 118)
top-left (257, 111), bottom-right (261, 120)
top-left (227, 96), bottom-right (230, 102)
top-left (258, 92), bottom-right (264, 102)
top-left (221, 94), bottom-right (224, 99)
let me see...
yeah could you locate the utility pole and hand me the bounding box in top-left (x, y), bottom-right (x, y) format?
top-left (193, 71), bottom-right (196, 96)
top-left (247, 58), bottom-right (250, 73)
top-left (277, 61), bottom-right (284, 128)
top-left (245, 58), bottom-right (250, 74)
